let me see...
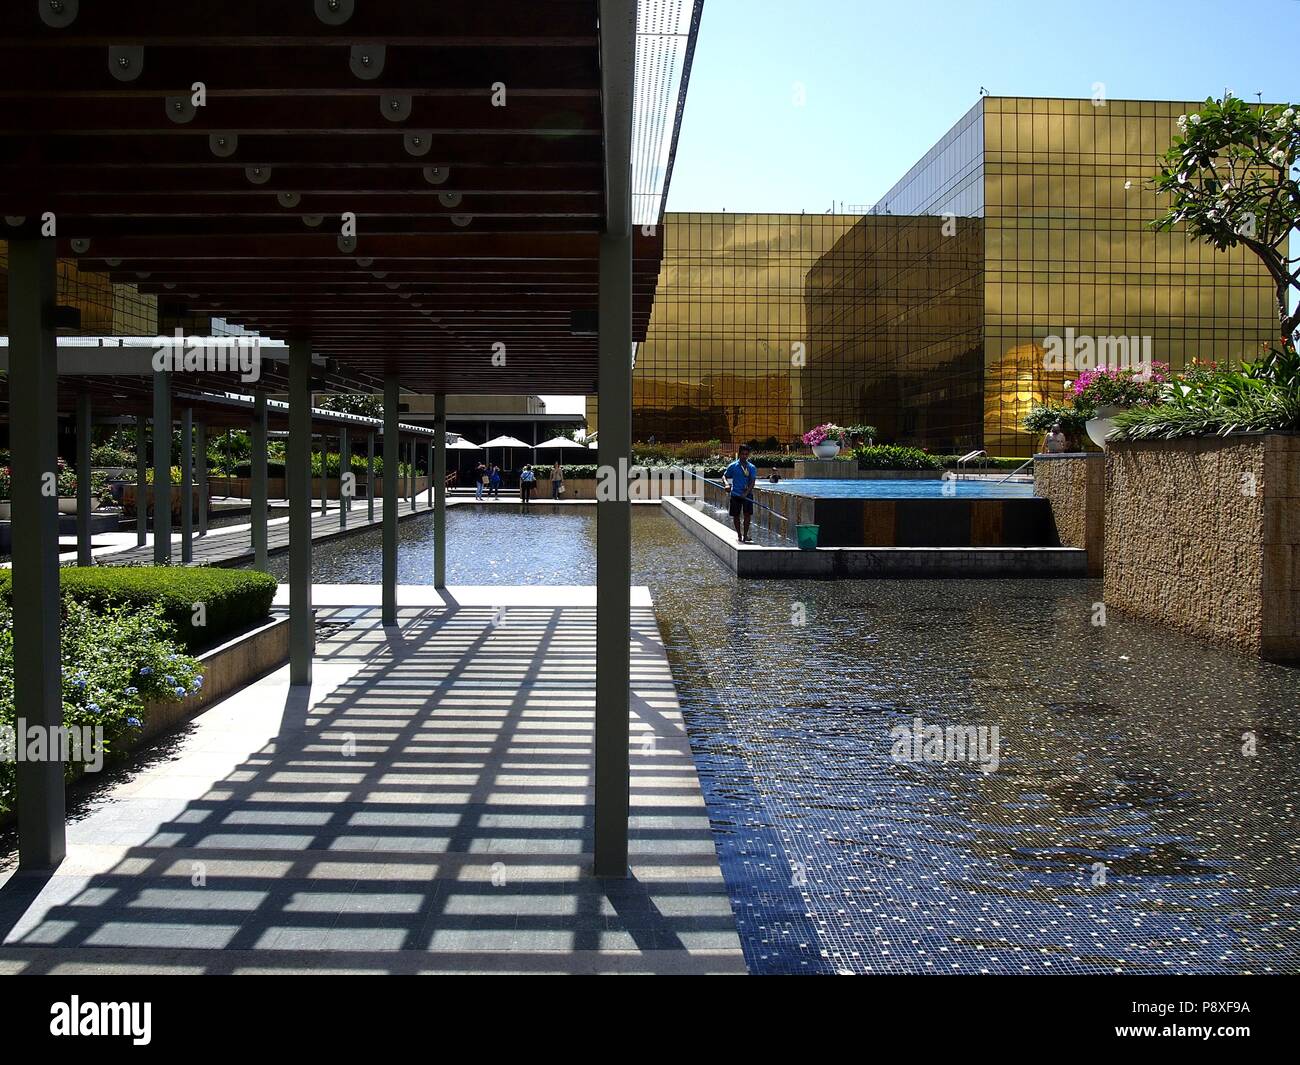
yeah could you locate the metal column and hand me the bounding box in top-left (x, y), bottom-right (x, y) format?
top-left (382, 377), bottom-right (399, 625)
top-left (9, 238), bottom-right (65, 869)
top-left (76, 391), bottom-right (92, 566)
top-left (340, 429), bottom-right (350, 529)
top-left (367, 431), bottom-right (376, 524)
top-left (180, 407), bottom-right (193, 564)
top-left (434, 394), bottom-right (447, 588)
top-left (251, 392), bottom-right (269, 570)
top-left (319, 434), bottom-right (329, 516)
top-left (594, 0), bottom-right (635, 878)
top-left (134, 414), bottom-right (148, 546)
top-left (196, 419), bottom-right (208, 536)
top-left (152, 370), bottom-right (172, 565)
top-left (426, 439), bottom-right (434, 507)
top-left (288, 337), bottom-right (314, 685)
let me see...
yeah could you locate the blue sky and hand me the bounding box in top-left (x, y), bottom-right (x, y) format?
top-left (542, 0), bottom-right (1298, 414)
top-left (667, 0), bottom-right (1299, 212)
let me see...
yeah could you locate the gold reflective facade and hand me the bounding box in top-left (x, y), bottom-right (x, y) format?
top-left (0, 247), bottom-right (159, 336)
top-left (608, 213), bottom-right (860, 444)
top-left (980, 97), bottom-right (1276, 454)
top-left (613, 98), bottom-right (1279, 456)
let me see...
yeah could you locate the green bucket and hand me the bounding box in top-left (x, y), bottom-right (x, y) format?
top-left (795, 523), bottom-right (819, 551)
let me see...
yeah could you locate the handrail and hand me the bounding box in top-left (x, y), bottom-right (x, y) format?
top-left (998, 457), bottom-right (1034, 483)
top-left (954, 449), bottom-right (987, 480)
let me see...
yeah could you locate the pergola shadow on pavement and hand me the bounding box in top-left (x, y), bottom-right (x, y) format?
top-left (1, 0), bottom-right (697, 884)
top-left (0, 593), bottom-right (743, 974)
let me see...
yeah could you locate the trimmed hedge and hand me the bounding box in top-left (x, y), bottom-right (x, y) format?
top-left (854, 445), bottom-right (944, 470)
top-left (0, 567), bottom-right (277, 652)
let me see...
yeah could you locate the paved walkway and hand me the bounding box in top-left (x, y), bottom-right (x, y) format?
top-left (0, 587), bottom-right (745, 974)
top-left (90, 497), bottom-right (436, 569)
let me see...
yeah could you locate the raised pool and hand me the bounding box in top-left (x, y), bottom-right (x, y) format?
top-left (245, 507), bottom-right (1300, 975)
top-left (763, 478), bottom-right (1034, 499)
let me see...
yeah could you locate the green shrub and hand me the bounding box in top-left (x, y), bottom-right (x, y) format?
top-left (853, 444), bottom-right (943, 470)
top-left (1111, 341), bottom-right (1300, 440)
top-left (1022, 400), bottom-right (1092, 435)
top-left (0, 567), bottom-right (276, 652)
top-left (91, 443), bottom-right (135, 468)
top-left (0, 596), bottom-right (203, 815)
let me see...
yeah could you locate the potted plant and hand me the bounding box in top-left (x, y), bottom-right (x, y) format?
top-left (0, 465), bottom-right (10, 520)
top-left (802, 423), bottom-right (845, 459)
top-left (1070, 364), bottom-right (1167, 448)
top-left (56, 458), bottom-right (80, 513)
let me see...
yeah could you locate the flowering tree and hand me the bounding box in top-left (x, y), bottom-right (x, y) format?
top-left (1151, 95), bottom-right (1300, 339)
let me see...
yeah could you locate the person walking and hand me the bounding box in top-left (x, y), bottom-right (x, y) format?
top-left (474, 461), bottom-right (487, 500)
top-left (550, 459), bottom-right (564, 499)
top-left (723, 443), bottom-right (758, 543)
top-left (519, 463), bottom-right (536, 506)
top-left (489, 464), bottom-right (502, 499)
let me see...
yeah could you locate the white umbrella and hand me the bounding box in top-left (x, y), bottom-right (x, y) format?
top-left (534, 436), bottom-right (587, 451)
top-left (480, 434), bottom-right (532, 471)
top-left (480, 434), bottom-right (531, 450)
top-left (447, 437), bottom-right (480, 450)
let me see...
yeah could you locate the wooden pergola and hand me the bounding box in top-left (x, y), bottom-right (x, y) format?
top-left (1, 0), bottom-right (672, 877)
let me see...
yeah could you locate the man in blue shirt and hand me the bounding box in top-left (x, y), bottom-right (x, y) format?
top-left (723, 444), bottom-right (758, 543)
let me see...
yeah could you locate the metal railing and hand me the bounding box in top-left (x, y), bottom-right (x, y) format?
top-left (998, 458), bottom-right (1035, 483)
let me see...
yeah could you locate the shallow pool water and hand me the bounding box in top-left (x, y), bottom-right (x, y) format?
top-left (245, 506), bottom-right (1300, 974)
top-left (763, 478), bottom-right (1034, 499)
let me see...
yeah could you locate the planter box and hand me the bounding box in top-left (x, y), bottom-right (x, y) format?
top-left (0, 614), bottom-right (290, 831)
top-left (137, 615), bottom-right (291, 744)
top-left (1104, 433), bottom-right (1300, 662)
top-left (120, 484), bottom-right (202, 521)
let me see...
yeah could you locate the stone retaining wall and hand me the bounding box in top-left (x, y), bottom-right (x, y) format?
top-left (1033, 453), bottom-right (1105, 577)
top-left (1104, 433), bottom-right (1300, 662)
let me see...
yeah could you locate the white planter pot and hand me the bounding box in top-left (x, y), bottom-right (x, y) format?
top-left (58, 496), bottom-right (78, 514)
top-left (1085, 404), bottom-right (1126, 449)
top-left (812, 441), bottom-right (841, 459)
top-left (0, 502), bottom-right (11, 520)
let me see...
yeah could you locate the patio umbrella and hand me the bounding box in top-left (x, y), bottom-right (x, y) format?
top-left (447, 437), bottom-right (480, 450)
top-left (480, 434), bottom-right (531, 469)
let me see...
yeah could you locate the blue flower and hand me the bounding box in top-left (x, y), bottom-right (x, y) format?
top-left (126, 716), bottom-right (141, 728)
top-left (87, 703), bottom-right (101, 714)
top-left (163, 675), bottom-right (176, 686)
top-left (139, 666), bottom-right (153, 676)
top-left (190, 676), bottom-right (204, 690)
top-left (174, 686), bottom-right (187, 698)
top-left (71, 678), bottom-right (87, 689)
top-left (123, 686), bottom-right (138, 696)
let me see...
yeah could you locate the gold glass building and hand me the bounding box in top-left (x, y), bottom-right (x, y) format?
top-left (604, 98), bottom-right (1280, 455)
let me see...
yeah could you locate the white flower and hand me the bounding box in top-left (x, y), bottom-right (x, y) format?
top-left (1284, 108), bottom-right (1296, 119)
top-left (1189, 114), bottom-right (1201, 125)
top-left (1270, 148), bottom-right (1288, 165)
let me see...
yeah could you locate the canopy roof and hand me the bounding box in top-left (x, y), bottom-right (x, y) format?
top-left (0, 0), bottom-right (705, 396)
